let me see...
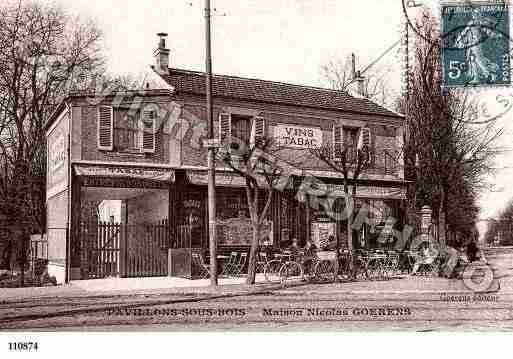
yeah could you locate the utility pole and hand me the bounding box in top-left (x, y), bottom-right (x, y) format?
top-left (205, 0), bottom-right (218, 286)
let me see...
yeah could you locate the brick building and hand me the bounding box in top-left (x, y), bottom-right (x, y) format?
top-left (45, 34), bottom-right (406, 283)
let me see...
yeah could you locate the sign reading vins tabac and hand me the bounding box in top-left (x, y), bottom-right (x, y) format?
top-left (274, 124), bottom-right (322, 149)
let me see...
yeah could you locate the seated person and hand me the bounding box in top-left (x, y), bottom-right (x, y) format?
top-left (287, 238), bottom-right (301, 256)
top-left (410, 244), bottom-right (435, 275)
top-left (325, 235), bottom-right (338, 251)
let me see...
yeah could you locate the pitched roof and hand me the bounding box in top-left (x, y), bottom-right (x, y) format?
top-left (162, 67), bottom-right (402, 118)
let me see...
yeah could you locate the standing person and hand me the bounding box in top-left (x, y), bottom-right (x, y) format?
top-left (302, 239), bottom-right (317, 275)
top-left (466, 241), bottom-right (479, 262)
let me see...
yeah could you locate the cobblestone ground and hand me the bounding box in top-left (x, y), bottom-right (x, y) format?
top-left (0, 247), bottom-right (512, 331)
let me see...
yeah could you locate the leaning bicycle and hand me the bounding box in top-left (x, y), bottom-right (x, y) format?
top-left (264, 252), bottom-right (295, 283)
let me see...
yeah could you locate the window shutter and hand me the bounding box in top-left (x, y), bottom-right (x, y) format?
top-left (218, 113), bottom-right (231, 143)
top-left (97, 106), bottom-right (113, 150)
top-left (360, 127), bottom-right (372, 165)
top-left (361, 127), bottom-right (371, 148)
top-left (141, 110), bottom-right (156, 153)
top-left (251, 116), bottom-right (265, 146)
top-left (333, 126), bottom-right (343, 160)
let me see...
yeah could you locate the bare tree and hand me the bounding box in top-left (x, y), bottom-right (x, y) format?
top-left (399, 10), bottom-right (502, 247)
top-left (217, 135), bottom-right (298, 285)
top-left (0, 0), bottom-right (103, 284)
top-left (310, 135), bottom-right (371, 273)
top-left (320, 54), bottom-right (393, 108)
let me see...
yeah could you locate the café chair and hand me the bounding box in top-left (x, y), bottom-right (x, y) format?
top-left (192, 252), bottom-right (210, 279)
top-left (231, 252), bottom-right (248, 276)
top-left (256, 252), bottom-right (268, 273)
top-left (221, 252), bottom-right (239, 276)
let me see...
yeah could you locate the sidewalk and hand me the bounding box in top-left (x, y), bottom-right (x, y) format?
top-left (1, 272), bottom-right (507, 303)
top-left (276, 274), bottom-right (504, 295)
top-left (0, 275), bottom-right (273, 302)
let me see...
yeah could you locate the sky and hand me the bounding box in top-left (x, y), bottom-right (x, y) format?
top-left (57, 0), bottom-right (513, 221)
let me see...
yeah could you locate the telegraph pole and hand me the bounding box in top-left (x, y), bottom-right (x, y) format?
top-left (205, 0), bottom-right (218, 286)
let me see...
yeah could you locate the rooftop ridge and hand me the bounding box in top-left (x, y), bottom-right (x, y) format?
top-left (165, 67), bottom-right (403, 119)
top-left (168, 67), bottom-right (353, 97)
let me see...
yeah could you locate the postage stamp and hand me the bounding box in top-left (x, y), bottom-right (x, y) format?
top-left (441, 1), bottom-right (511, 87)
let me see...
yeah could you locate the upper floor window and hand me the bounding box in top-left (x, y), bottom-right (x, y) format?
top-left (332, 125), bottom-right (371, 163)
top-left (115, 111), bottom-right (140, 151)
top-left (97, 106), bottom-right (156, 153)
top-left (218, 113), bottom-right (265, 149)
top-left (231, 114), bottom-right (252, 144)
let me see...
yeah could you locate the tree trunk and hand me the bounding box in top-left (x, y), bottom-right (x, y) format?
top-left (438, 186), bottom-right (446, 248)
top-left (346, 193), bottom-right (354, 276)
top-left (246, 223), bottom-right (260, 285)
top-left (20, 263), bottom-right (25, 287)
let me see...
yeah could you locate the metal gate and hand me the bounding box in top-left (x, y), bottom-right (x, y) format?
top-left (124, 220), bottom-right (170, 277)
top-left (81, 220), bottom-right (170, 279)
top-left (81, 221), bottom-right (121, 278)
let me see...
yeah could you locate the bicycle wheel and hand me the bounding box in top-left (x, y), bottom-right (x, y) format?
top-left (314, 260), bottom-right (336, 282)
top-left (279, 261), bottom-right (303, 285)
top-left (264, 260), bottom-right (283, 283)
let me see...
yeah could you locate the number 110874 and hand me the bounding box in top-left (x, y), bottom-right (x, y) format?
top-left (8, 342), bottom-right (39, 351)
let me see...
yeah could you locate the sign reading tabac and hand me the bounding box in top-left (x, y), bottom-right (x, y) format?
top-left (274, 124), bottom-right (322, 149)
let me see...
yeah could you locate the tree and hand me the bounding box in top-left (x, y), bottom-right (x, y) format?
top-left (217, 134), bottom-right (297, 285)
top-left (398, 10), bottom-right (501, 248)
top-left (320, 54), bottom-right (394, 108)
top-left (0, 0), bottom-right (103, 284)
top-left (309, 133), bottom-right (371, 273)
top-left (485, 200), bottom-right (513, 246)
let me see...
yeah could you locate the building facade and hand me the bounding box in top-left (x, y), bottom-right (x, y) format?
top-left (45, 34), bottom-right (407, 283)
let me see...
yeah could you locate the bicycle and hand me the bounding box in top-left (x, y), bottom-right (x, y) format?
top-left (311, 251), bottom-right (337, 283)
top-left (264, 250), bottom-right (333, 285)
top-left (264, 252), bottom-right (294, 283)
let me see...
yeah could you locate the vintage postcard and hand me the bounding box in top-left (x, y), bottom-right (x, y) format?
top-left (1, 0), bottom-right (513, 353)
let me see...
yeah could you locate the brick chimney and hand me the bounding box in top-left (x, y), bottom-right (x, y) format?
top-left (154, 32), bottom-right (170, 74)
top-left (355, 70), bottom-right (366, 97)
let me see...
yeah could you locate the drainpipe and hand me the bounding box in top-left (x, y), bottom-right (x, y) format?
top-left (65, 104), bottom-right (72, 284)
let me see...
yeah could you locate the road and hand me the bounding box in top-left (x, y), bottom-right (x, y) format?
top-left (1, 247), bottom-right (512, 331)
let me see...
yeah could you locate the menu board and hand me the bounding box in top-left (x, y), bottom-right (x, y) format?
top-left (311, 222), bottom-right (336, 249)
top-left (216, 217), bottom-right (272, 246)
top-left (216, 193), bottom-right (273, 246)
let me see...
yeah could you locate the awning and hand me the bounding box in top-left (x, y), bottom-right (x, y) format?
top-left (74, 164), bottom-right (175, 182)
top-left (186, 170), bottom-right (289, 188)
top-left (185, 170), bottom-right (405, 199)
top-left (325, 184), bottom-right (407, 200)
